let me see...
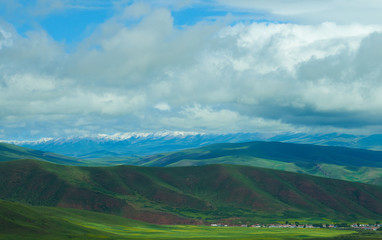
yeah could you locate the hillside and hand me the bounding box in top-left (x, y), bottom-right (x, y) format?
top-left (138, 141), bottom-right (382, 185)
top-left (0, 199), bottom-right (104, 239)
top-left (1, 160), bottom-right (382, 224)
top-left (0, 142), bottom-right (82, 165)
top-left (0, 199), bottom-right (175, 240)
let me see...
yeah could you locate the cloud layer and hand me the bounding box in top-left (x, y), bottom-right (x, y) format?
top-left (1, 1), bottom-right (382, 139)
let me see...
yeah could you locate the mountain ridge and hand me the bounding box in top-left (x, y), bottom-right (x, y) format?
top-left (6, 132), bottom-right (382, 159)
top-left (138, 141), bottom-right (382, 186)
top-left (1, 159), bottom-right (382, 224)
top-left (1, 140), bottom-right (382, 186)
top-left (140, 141), bottom-right (382, 167)
top-left (0, 142), bottom-right (81, 165)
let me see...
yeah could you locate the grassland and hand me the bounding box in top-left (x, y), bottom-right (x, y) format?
top-left (2, 199), bottom-right (373, 240)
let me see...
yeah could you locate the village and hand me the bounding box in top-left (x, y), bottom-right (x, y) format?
top-left (210, 222), bottom-right (382, 231)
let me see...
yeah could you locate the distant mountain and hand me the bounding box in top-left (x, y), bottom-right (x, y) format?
top-left (138, 141), bottom-right (382, 186)
top-left (0, 142), bottom-right (81, 165)
top-left (3, 138), bottom-right (382, 186)
top-left (140, 141), bottom-right (382, 167)
top-left (10, 132), bottom-right (264, 158)
top-left (1, 159), bottom-right (382, 224)
top-left (9, 132), bottom-right (382, 159)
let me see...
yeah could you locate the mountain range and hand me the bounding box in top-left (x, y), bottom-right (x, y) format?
top-left (137, 141), bottom-right (382, 186)
top-left (1, 140), bottom-right (382, 226)
top-left (1, 140), bottom-right (382, 186)
top-left (1, 159), bottom-right (382, 225)
top-left (7, 132), bottom-right (382, 159)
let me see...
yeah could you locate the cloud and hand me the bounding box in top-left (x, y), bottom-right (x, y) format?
top-left (155, 103), bottom-right (171, 111)
top-left (2, 2), bottom-right (382, 139)
top-left (0, 27), bottom-right (13, 50)
top-left (213, 0), bottom-right (382, 24)
top-left (22, 0), bottom-right (113, 16)
top-left (160, 105), bottom-right (295, 133)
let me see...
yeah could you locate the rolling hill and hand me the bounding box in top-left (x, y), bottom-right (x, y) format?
top-left (0, 199), bottom-right (180, 240)
top-left (2, 140), bottom-right (382, 186)
top-left (1, 159), bottom-right (382, 224)
top-left (137, 141), bottom-right (382, 185)
top-left (0, 142), bottom-right (83, 165)
top-left (139, 141), bottom-right (382, 167)
top-left (0, 199), bottom-right (103, 239)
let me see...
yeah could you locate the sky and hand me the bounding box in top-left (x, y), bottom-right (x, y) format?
top-left (1, 0), bottom-right (382, 140)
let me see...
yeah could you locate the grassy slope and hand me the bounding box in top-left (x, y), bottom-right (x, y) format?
top-left (0, 199), bottom-right (367, 240)
top-left (1, 160), bottom-right (382, 225)
top-left (0, 142), bottom-right (81, 165)
top-left (136, 141), bottom-right (382, 186)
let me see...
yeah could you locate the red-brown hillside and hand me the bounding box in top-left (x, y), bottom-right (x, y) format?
top-left (1, 159), bottom-right (382, 224)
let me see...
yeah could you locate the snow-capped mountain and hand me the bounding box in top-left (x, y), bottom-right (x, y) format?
top-left (5, 132), bottom-right (382, 159)
top-left (9, 132), bottom-right (262, 158)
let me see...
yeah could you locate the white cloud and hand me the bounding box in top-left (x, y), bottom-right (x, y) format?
top-left (2, 2), bottom-right (382, 139)
top-left (160, 105), bottom-right (295, 133)
top-left (28, 0), bottom-right (113, 16)
top-left (121, 2), bottom-right (151, 20)
top-left (155, 102), bottom-right (171, 111)
top-left (221, 22), bottom-right (379, 73)
top-left (0, 26), bottom-right (12, 50)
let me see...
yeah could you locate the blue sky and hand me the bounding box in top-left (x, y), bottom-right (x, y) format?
top-left (1, 0), bottom-right (382, 140)
top-left (0, 0), bottom-right (270, 43)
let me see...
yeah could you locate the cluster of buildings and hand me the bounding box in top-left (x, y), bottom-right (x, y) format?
top-left (261, 224), bottom-right (315, 228)
top-left (210, 223), bottom-right (316, 228)
top-left (210, 223), bottom-right (381, 231)
top-left (350, 223), bottom-right (381, 231)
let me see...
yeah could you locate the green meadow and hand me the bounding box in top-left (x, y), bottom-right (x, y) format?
top-left (3, 199), bottom-right (382, 240)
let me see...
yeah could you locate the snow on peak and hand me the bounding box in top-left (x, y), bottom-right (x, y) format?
top-left (96, 131), bottom-right (203, 141)
top-left (2, 131), bottom-right (205, 145)
top-left (2, 137), bottom-right (54, 145)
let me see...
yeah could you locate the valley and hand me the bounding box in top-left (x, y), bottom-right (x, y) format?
top-left (4, 2), bottom-right (382, 238)
top-left (1, 141), bottom-right (382, 239)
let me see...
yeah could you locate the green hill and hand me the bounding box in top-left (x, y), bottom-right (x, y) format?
top-left (0, 199), bottom-right (180, 240)
top-left (137, 141), bottom-right (382, 185)
top-left (0, 142), bottom-right (82, 165)
top-left (3, 141), bottom-right (382, 186)
top-left (1, 159), bottom-right (382, 224)
top-left (0, 199), bottom-right (101, 239)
